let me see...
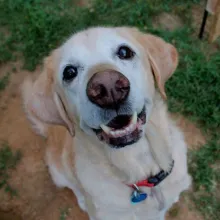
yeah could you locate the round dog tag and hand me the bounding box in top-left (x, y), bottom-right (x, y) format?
top-left (131, 189), bottom-right (147, 204)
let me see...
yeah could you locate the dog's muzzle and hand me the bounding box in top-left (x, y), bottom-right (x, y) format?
top-left (86, 69), bottom-right (146, 148)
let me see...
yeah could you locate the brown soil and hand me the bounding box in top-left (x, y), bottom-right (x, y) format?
top-left (0, 61), bottom-right (205, 220)
top-left (170, 114), bottom-right (206, 150)
top-left (153, 13), bottom-right (183, 31)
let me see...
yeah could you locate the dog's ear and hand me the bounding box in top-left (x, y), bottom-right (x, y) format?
top-left (137, 32), bottom-right (178, 99)
top-left (22, 50), bottom-right (74, 137)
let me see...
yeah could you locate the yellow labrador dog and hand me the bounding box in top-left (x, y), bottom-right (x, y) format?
top-left (22, 27), bottom-right (191, 220)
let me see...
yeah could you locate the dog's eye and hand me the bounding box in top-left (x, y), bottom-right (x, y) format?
top-left (117, 46), bottom-right (135, 60)
top-left (63, 65), bottom-right (78, 82)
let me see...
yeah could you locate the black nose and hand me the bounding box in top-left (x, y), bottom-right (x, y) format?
top-left (86, 70), bottom-right (130, 109)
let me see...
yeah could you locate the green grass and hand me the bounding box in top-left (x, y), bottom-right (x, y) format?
top-left (0, 74), bottom-right (10, 92)
top-left (168, 204), bottom-right (180, 217)
top-left (0, 0), bottom-right (219, 219)
top-left (0, 36), bottom-right (13, 64)
top-left (0, 143), bottom-right (21, 197)
top-left (0, 0), bottom-right (201, 70)
top-left (59, 207), bottom-right (70, 220)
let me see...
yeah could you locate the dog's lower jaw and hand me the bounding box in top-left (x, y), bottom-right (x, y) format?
top-left (100, 129), bottom-right (143, 149)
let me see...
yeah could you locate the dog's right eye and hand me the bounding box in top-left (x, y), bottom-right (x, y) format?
top-left (63, 65), bottom-right (78, 82)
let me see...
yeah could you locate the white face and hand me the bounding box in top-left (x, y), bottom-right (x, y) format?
top-left (56, 27), bottom-right (155, 148)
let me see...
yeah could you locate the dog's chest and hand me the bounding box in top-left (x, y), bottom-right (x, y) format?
top-left (74, 148), bottom-right (170, 217)
top-left (73, 127), bottom-right (190, 219)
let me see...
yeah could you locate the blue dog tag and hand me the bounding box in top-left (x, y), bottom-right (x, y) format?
top-left (131, 189), bottom-right (147, 204)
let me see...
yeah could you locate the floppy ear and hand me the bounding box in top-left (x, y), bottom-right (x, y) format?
top-left (138, 32), bottom-right (178, 99)
top-left (22, 50), bottom-right (74, 137)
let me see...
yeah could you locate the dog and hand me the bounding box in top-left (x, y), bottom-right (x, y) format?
top-left (22, 27), bottom-right (191, 220)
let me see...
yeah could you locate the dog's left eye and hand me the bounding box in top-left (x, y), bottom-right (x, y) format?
top-left (63, 65), bottom-right (78, 82)
top-left (117, 45), bottom-right (135, 60)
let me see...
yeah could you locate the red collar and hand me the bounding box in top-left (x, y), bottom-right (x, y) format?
top-left (128, 160), bottom-right (174, 189)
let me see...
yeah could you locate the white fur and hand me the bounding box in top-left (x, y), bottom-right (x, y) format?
top-left (45, 97), bottom-right (191, 219)
top-left (23, 27), bottom-right (191, 220)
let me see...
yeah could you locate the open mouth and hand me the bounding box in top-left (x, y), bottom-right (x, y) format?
top-left (93, 106), bottom-right (146, 148)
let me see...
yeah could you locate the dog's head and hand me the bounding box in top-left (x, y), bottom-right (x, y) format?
top-left (22, 27), bottom-right (178, 148)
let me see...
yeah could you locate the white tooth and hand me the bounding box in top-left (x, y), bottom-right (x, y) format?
top-left (118, 130), bottom-right (123, 136)
top-left (115, 131), bottom-right (120, 136)
top-left (121, 130), bottom-right (126, 135)
top-left (130, 124), bottom-right (134, 131)
top-left (100, 124), bottom-right (111, 134)
top-left (131, 112), bottom-right (137, 124)
top-left (125, 127), bottom-right (130, 132)
top-left (128, 125), bottom-right (133, 133)
top-left (110, 131), bottom-right (115, 137)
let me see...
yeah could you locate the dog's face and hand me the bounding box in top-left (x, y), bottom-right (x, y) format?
top-left (23, 27), bottom-right (178, 148)
top-left (58, 28), bottom-right (154, 147)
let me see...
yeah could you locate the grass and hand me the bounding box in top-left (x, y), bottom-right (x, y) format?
top-left (0, 74), bottom-right (10, 92)
top-left (0, 0), bottom-right (219, 219)
top-left (168, 204), bottom-right (180, 217)
top-left (59, 207), bottom-right (70, 220)
top-left (0, 0), bottom-right (201, 70)
top-left (0, 143), bottom-right (21, 197)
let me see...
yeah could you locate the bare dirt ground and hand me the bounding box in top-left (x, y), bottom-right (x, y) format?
top-left (0, 61), bottom-right (205, 220)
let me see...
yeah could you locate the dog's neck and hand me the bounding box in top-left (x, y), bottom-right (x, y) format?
top-left (76, 93), bottom-right (173, 184)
